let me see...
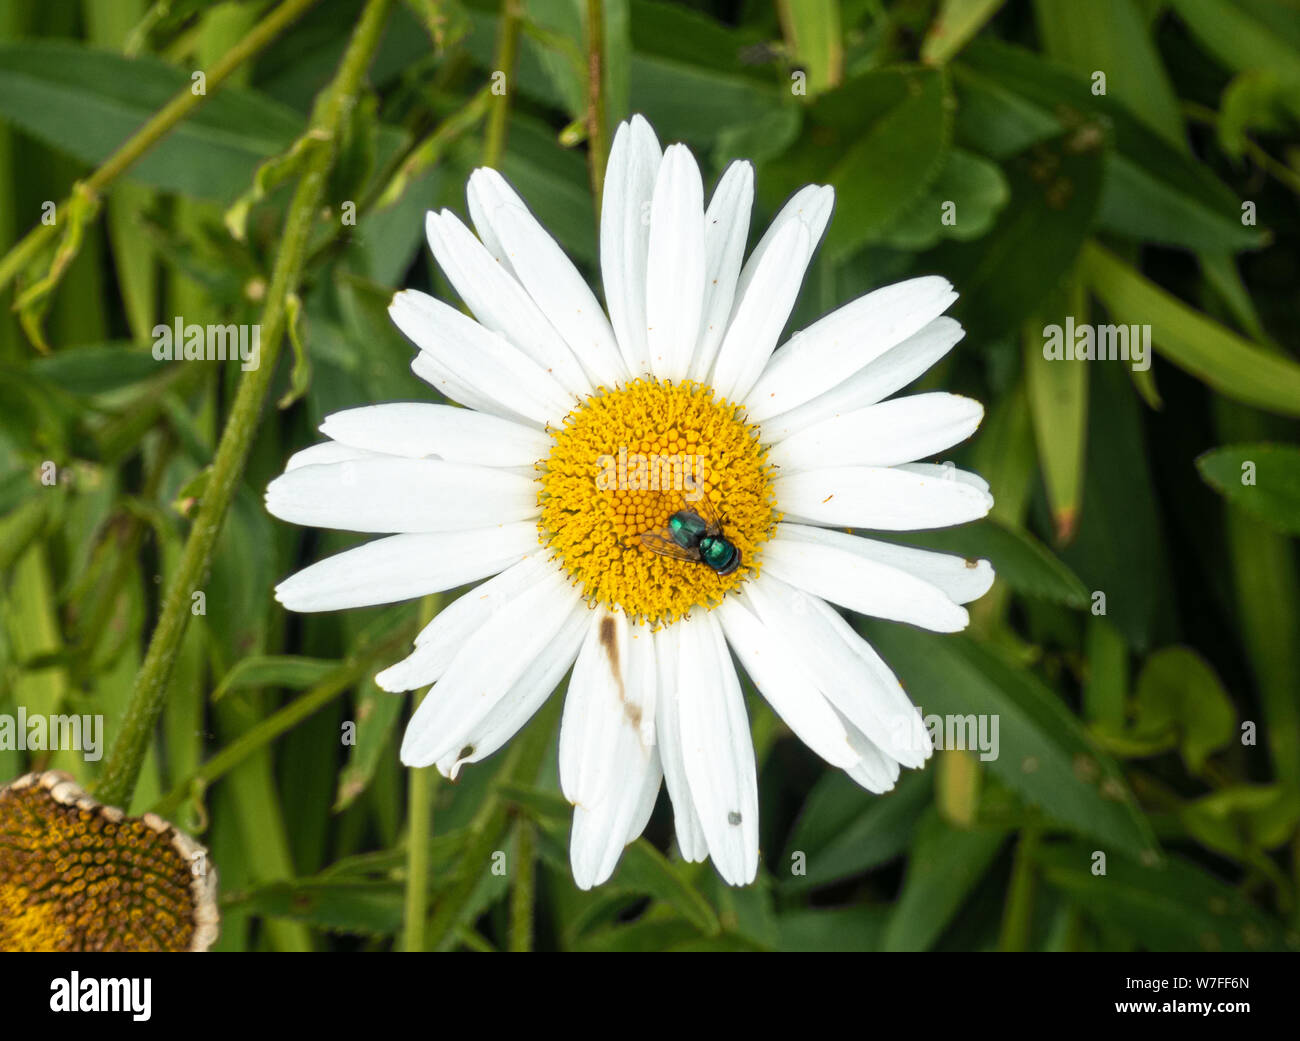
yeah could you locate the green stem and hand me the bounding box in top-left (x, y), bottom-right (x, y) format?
top-left (402, 753), bottom-right (437, 951)
top-left (96, 0), bottom-right (396, 811)
top-left (401, 595), bottom-right (443, 952)
top-left (0, 0), bottom-right (323, 294)
top-left (998, 826), bottom-right (1041, 952)
top-left (482, 0), bottom-right (522, 168)
top-left (584, 0), bottom-right (609, 214)
top-left (508, 816), bottom-right (536, 952)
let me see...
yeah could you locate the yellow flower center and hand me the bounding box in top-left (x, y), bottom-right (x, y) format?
top-left (0, 772), bottom-right (217, 952)
top-left (538, 379), bottom-right (776, 625)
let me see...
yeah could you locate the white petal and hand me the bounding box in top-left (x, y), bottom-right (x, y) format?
top-left (897, 461), bottom-right (991, 495)
top-left (563, 610), bottom-right (661, 890)
top-left (689, 161), bottom-right (754, 382)
top-left (710, 217), bottom-right (811, 404)
top-left (759, 317), bottom-right (965, 440)
top-left (390, 289), bottom-right (574, 426)
top-left (746, 276), bottom-right (958, 422)
top-left (767, 392), bottom-right (984, 472)
top-left (601, 115), bottom-right (663, 376)
top-left (435, 599), bottom-right (587, 779)
top-left (285, 441), bottom-right (377, 471)
top-left (653, 623), bottom-right (709, 862)
top-left (571, 750), bottom-right (663, 890)
top-left (275, 523), bottom-right (537, 613)
top-left (410, 351), bottom-right (534, 424)
top-left (762, 531), bottom-right (970, 632)
top-left (743, 574), bottom-right (931, 769)
top-left (626, 752), bottom-right (664, 843)
top-left (465, 166), bottom-right (520, 270)
top-left (425, 209), bottom-right (591, 398)
top-left (265, 456), bottom-right (538, 534)
top-left (734, 184), bottom-right (833, 305)
top-left (320, 403), bottom-right (552, 468)
top-left (807, 595), bottom-right (933, 768)
top-left (773, 464), bottom-right (993, 530)
top-left (559, 610), bottom-right (657, 808)
top-left (471, 169), bottom-right (626, 389)
top-left (376, 554), bottom-right (554, 692)
top-left (835, 706), bottom-right (902, 794)
top-left (777, 522), bottom-right (995, 604)
top-left (645, 144), bottom-right (706, 382)
top-left (399, 568), bottom-right (581, 766)
top-left (717, 594), bottom-right (859, 768)
top-left (676, 612), bottom-right (759, 886)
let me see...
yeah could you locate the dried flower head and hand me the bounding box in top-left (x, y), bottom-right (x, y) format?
top-left (0, 771), bottom-right (219, 952)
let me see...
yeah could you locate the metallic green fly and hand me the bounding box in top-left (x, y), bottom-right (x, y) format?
top-left (637, 489), bottom-right (741, 576)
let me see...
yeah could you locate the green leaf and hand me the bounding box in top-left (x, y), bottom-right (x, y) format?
top-left (28, 343), bottom-right (161, 396)
top-left (1218, 69), bottom-right (1300, 159)
top-left (334, 683), bottom-right (405, 813)
top-left (205, 485), bottom-right (274, 665)
top-left (972, 381), bottom-right (1037, 527)
top-left (922, 0), bottom-right (1008, 65)
top-left (1082, 241), bottom-right (1300, 418)
top-left (626, 0), bottom-right (786, 143)
top-left (932, 125), bottom-right (1107, 341)
top-left (1036, 841), bottom-right (1296, 951)
top-left (1217, 407), bottom-right (1300, 793)
top-left (1180, 784), bottom-right (1300, 854)
top-left (877, 148), bottom-right (1009, 250)
top-left (1032, 0), bottom-right (1185, 148)
top-left (867, 625), bottom-right (1159, 859)
top-left (1024, 281), bottom-right (1090, 542)
top-left (781, 770), bottom-right (931, 892)
top-left (211, 654), bottom-right (339, 702)
top-left (1133, 647), bottom-right (1236, 772)
top-left (601, 0), bottom-right (632, 129)
top-left (1169, 0), bottom-right (1300, 118)
top-left (0, 41), bottom-right (303, 200)
top-left (778, 0), bottom-right (843, 96)
top-left (612, 841), bottom-right (721, 935)
top-left (809, 66), bottom-right (953, 260)
top-left (1197, 443), bottom-right (1300, 536)
top-left (778, 905), bottom-right (890, 952)
top-left (1057, 361), bottom-right (1170, 650)
top-left (881, 809), bottom-right (1007, 951)
top-left (224, 879), bottom-right (405, 935)
top-left (957, 38), bottom-right (1267, 252)
top-left (575, 917), bottom-right (712, 952)
top-left (1083, 617), bottom-right (1128, 729)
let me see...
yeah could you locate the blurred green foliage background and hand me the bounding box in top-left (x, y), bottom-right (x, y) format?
top-left (2, 0), bottom-right (1300, 952)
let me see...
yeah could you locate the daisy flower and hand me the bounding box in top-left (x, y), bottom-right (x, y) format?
top-left (266, 115), bottom-right (994, 889)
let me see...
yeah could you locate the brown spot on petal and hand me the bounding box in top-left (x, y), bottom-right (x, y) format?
top-left (600, 615), bottom-right (642, 732)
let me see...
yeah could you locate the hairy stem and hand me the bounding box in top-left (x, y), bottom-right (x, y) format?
top-left (482, 0), bottom-right (523, 168)
top-left (96, 0), bottom-right (396, 810)
top-left (584, 0), bottom-right (609, 214)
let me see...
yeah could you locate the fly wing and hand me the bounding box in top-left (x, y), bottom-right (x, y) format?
top-left (681, 487), bottom-right (722, 534)
top-left (637, 529), bottom-right (702, 564)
